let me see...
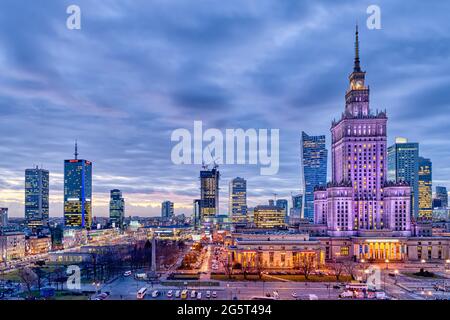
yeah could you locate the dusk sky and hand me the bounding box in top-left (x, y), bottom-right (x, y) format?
top-left (1, 0), bottom-right (449, 217)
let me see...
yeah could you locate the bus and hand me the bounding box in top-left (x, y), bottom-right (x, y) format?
top-left (137, 287), bottom-right (147, 299)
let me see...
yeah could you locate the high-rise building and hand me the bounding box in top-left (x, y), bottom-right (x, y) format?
top-left (200, 167), bottom-right (219, 222)
top-left (301, 132), bottom-right (327, 222)
top-left (435, 186), bottom-right (448, 208)
top-left (64, 142), bottom-right (92, 229)
top-left (229, 177), bottom-right (247, 223)
top-left (418, 157), bottom-right (432, 220)
top-left (387, 137), bottom-right (419, 218)
top-left (0, 208), bottom-right (8, 226)
top-left (253, 205), bottom-right (286, 229)
top-left (161, 200), bottom-right (174, 220)
top-left (290, 194), bottom-right (303, 222)
top-left (313, 26), bottom-right (411, 236)
top-left (25, 166), bottom-right (49, 229)
top-left (109, 189), bottom-right (125, 229)
top-left (276, 199), bottom-right (289, 222)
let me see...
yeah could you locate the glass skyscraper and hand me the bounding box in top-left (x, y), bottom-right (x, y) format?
top-left (200, 167), bottom-right (219, 222)
top-left (64, 144), bottom-right (92, 229)
top-left (229, 177), bottom-right (247, 223)
top-left (110, 189), bottom-right (125, 229)
top-left (435, 186), bottom-right (448, 208)
top-left (301, 132), bottom-right (327, 222)
top-left (161, 200), bottom-right (174, 220)
top-left (387, 137), bottom-right (419, 218)
top-left (25, 166), bottom-right (49, 229)
top-left (276, 199), bottom-right (289, 223)
top-left (418, 157), bottom-right (432, 220)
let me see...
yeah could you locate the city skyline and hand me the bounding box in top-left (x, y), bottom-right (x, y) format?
top-left (1, 1), bottom-right (450, 218)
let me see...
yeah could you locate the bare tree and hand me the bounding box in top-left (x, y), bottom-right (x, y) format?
top-left (19, 267), bottom-right (38, 297)
top-left (342, 260), bottom-right (358, 281)
top-left (299, 255), bottom-right (315, 280)
top-left (329, 261), bottom-right (345, 281)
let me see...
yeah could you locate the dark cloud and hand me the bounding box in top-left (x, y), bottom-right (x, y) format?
top-left (0, 0), bottom-right (449, 217)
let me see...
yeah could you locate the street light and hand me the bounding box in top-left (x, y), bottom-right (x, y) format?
top-left (421, 259), bottom-right (426, 264)
top-left (385, 259), bottom-right (390, 270)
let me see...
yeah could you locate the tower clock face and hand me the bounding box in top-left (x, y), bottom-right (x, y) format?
top-left (355, 80), bottom-right (363, 88)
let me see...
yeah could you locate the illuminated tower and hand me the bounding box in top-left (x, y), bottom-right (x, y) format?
top-left (25, 166), bottom-right (49, 229)
top-left (314, 26), bottom-right (411, 236)
top-left (200, 166), bottom-right (219, 222)
top-left (110, 189), bottom-right (125, 229)
top-left (418, 157), bottom-right (432, 220)
top-left (64, 141), bottom-right (92, 229)
top-left (229, 177), bottom-right (247, 223)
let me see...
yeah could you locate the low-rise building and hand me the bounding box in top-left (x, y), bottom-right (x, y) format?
top-left (25, 236), bottom-right (52, 255)
top-left (0, 232), bottom-right (26, 262)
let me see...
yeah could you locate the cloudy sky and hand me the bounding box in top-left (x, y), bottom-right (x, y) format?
top-left (1, 0), bottom-right (449, 218)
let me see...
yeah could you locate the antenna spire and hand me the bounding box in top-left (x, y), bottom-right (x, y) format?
top-left (354, 24), bottom-right (361, 72)
top-left (74, 140), bottom-right (79, 160)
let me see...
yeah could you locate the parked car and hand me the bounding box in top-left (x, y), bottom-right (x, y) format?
top-left (175, 290), bottom-right (181, 298)
top-left (211, 291), bottom-right (217, 298)
top-left (197, 292), bottom-right (202, 300)
top-left (190, 290), bottom-right (197, 298)
top-left (205, 291), bottom-right (211, 299)
top-left (167, 290), bottom-right (173, 298)
top-left (123, 271), bottom-right (132, 277)
top-left (339, 291), bottom-right (354, 298)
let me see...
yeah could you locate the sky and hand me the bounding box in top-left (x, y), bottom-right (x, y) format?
top-left (0, 0), bottom-right (450, 218)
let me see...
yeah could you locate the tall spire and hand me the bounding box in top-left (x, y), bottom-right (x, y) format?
top-left (74, 140), bottom-right (79, 160)
top-left (354, 24), bottom-right (361, 72)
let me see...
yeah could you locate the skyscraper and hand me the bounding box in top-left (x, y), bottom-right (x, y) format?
top-left (290, 194), bottom-right (303, 221)
top-left (193, 199), bottom-right (201, 230)
top-left (109, 189), bottom-right (125, 229)
top-left (313, 26), bottom-right (411, 236)
top-left (301, 132), bottom-right (327, 222)
top-left (418, 157), bottom-right (432, 220)
top-left (387, 137), bottom-right (419, 218)
top-left (229, 177), bottom-right (247, 223)
top-left (64, 142), bottom-right (92, 229)
top-left (25, 166), bottom-right (49, 229)
top-left (200, 166), bottom-right (219, 222)
top-left (435, 186), bottom-right (448, 208)
top-left (0, 208), bottom-right (7, 227)
top-left (161, 200), bottom-right (174, 220)
top-left (276, 199), bottom-right (289, 223)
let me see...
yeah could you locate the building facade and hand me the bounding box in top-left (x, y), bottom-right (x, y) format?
top-left (313, 26), bottom-right (411, 236)
top-left (110, 189), bottom-right (125, 228)
top-left (253, 205), bottom-right (286, 229)
top-left (25, 166), bottom-right (49, 229)
top-left (435, 186), bottom-right (448, 208)
top-left (200, 167), bottom-right (220, 222)
top-left (0, 232), bottom-right (26, 262)
top-left (0, 208), bottom-right (7, 227)
top-left (161, 200), bottom-right (174, 220)
top-left (229, 177), bottom-right (247, 223)
top-left (418, 157), bottom-right (432, 220)
top-left (301, 132), bottom-right (327, 222)
top-left (387, 137), bottom-right (419, 219)
top-left (64, 143), bottom-right (92, 229)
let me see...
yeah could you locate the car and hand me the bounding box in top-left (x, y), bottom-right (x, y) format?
top-left (181, 290), bottom-right (188, 299)
top-left (333, 285), bottom-right (341, 289)
top-left (205, 291), bottom-right (211, 299)
top-left (151, 290), bottom-right (160, 298)
top-left (167, 290), bottom-right (173, 298)
top-left (190, 290), bottom-right (197, 298)
top-left (197, 292), bottom-right (202, 300)
top-left (123, 271), bottom-right (132, 277)
top-left (175, 290), bottom-right (181, 298)
top-left (211, 291), bottom-right (217, 298)
top-left (291, 292), bottom-right (298, 299)
top-left (96, 292), bottom-right (109, 300)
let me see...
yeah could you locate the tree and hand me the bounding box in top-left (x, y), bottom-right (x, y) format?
top-left (329, 261), bottom-right (345, 281)
top-left (19, 267), bottom-right (38, 297)
top-left (343, 260), bottom-right (358, 281)
top-left (221, 257), bottom-right (234, 280)
top-left (299, 254), bottom-right (315, 280)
